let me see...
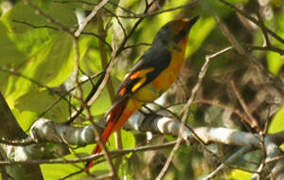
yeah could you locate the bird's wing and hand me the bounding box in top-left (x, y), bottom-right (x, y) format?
top-left (116, 47), bottom-right (171, 98)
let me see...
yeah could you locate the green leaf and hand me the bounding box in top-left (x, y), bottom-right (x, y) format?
top-left (266, 12), bottom-right (284, 75)
top-left (41, 143), bottom-right (110, 179)
top-left (12, 108), bottom-right (38, 132)
top-left (267, 51), bottom-right (283, 75)
top-left (4, 32), bottom-right (74, 109)
top-left (2, 1), bottom-right (77, 31)
top-left (2, 2), bottom-right (47, 34)
top-left (107, 129), bottom-right (136, 158)
top-left (1, 1), bottom-right (70, 58)
top-left (230, 169), bottom-right (252, 180)
top-left (0, 70), bottom-right (10, 93)
top-left (24, 32), bottom-right (74, 87)
top-left (41, 163), bottom-right (83, 180)
top-left (14, 89), bottom-right (69, 130)
top-left (121, 130), bottom-right (136, 150)
top-left (75, 79), bottom-right (112, 117)
top-left (0, 22), bottom-right (26, 65)
top-left (187, 16), bottom-right (216, 57)
top-left (81, 38), bottom-right (102, 74)
top-left (269, 107), bottom-right (284, 134)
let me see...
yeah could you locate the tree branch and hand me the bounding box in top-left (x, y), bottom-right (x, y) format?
top-left (157, 46), bottom-right (233, 180)
top-left (0, 92), bottom-right (43, 179)
top-left (74, 0), bottom-right (110, 37)
top-left (3, 114), bottom-right (284, 166)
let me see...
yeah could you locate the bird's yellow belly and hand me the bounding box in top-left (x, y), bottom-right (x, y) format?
top-left (132, 48), bottom-right (185, 102)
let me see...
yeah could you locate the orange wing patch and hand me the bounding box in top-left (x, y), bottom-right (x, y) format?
top-left (131, 77), bottom-right (146, 93)
top-left (119, 87), bottom-right (127, 96)
top-left (130, 68), bottom-right (154, 80)
top-left (129, 67), bottom-right (154, 93)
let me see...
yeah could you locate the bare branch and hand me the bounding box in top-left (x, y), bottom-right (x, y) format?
top-left (219, 0), bottom-right (284, 44)
top-left (24, 0), bottom-right (72, 34)
top-left (251, 137), bottom-right (281, 179)
top-left (117, 0), bottom-right (200, 19)
top-left (204, 146), bottom-right (253, 180)
top-left (230, 81), bottom-right (260, 131)
top-left (245, 44), bottom-right (284, 55)
top-left (74, 0), bottom-right (110, 37)
top-left (156, 46), bottom-right (234, 180)
top-left (12, 19), bottom-right (58, 30)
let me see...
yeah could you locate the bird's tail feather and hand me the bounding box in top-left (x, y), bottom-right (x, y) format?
top-left (86, 97), bottom-right (133, 170)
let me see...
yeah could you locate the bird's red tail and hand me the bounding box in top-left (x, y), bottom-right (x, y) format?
top-left (86, 97), bottom-right (139, 170)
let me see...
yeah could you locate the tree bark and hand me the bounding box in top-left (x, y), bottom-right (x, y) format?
top-left (0, 92), bottom-right (43, 180)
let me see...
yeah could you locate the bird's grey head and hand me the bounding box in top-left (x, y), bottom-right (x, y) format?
top-left (152, 16), bottom-right (199, 48)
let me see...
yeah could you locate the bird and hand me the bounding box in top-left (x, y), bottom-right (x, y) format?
top-left (87, 16), bottom-right (199, 170)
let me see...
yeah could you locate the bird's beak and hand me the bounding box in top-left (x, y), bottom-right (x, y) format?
top-left (184, 16), bottom-right (200, 32)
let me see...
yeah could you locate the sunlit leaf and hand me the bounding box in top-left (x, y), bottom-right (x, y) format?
top-left (269, 107), bottom-right (284, 134)
top-left (4, 32), bottom-right (74, 110)
top-left (230, 169), bottom-right (252, 180)
top-left (267, 51), bottom-right (283, 75)
top-left (14, 89), bottom-right (69, 129)
top-left (12, 108), bottom-right (38, 132)
top-left (266, 12), bottom-right (284, 75)
top-left (187, 16), bottom-right (216, 57)
top-left (107, 129), bottom-right (136, 154)
top-left (0, 22), bottom-right (26, 65)
top-left (41, 163), bottom-right (82, 180)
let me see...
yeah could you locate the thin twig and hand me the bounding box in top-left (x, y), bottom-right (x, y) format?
top-left (122, 42), bottom-right (152, 51)
top-left (78, 4), bottom-right (159, 172)
top-left (0, 141), bottom-right (176, 166)
top-left (13, 18), bottom-right (113, 51)
top-left (77, 1), bottom-right (157, 177)
top-left (86, 0), bottom-right (157, 107)
top-left (74, 0), bottom-right (110, 37)
top-left (73, 38), bottom-right (88, 118)
top-left (69, 1), bottom-right (157, 142)
top-left (98, 14), bottom-right (122, 172)
top-left (73, 31), bottom-right (117, 177)
top-left (64, 72), bottom-right (105, 124)
top-left (12, 19), bottom-right (58, 30)
top-left (24, 0), bottom-right (72, 34)
top-left (230, 81), bottom-right (260, 131)
top-left (59, 169), bottom-right (84, 180)
top-left (156, 47), bottom-right (234, 180)
top-left (81, 31), bottom-right (113, 51)
top-left (219, 0), bottom-right (284, 44)
top-left (108, 1), bottom-right (136, 15)
top-left (117, 0), bottom-right (200, 19)
top-left (213, 11), bottom-right (284, 99)
top-left (103, 8), bottom-right (127, 38)
top-left (53, 0), bottom-right (137, 16)
top-left (195, 99), bottom-right (251, 126)
top-left (0, 67), bottom-right (78, 116)
top-left (97, 16), bottom-right (116, 102)
top-left (195, 99), bottom-right (253, 132)
top-left (256, 11), bottom-right (271, 47)
top-left (266, 155), bottom-right (284, 164)
top-left (0, 137), bottom-right (35, 146)
top-left (204, 146), bottom-right (252, 180)
top-left (245, 44), bottom-right (284, 55)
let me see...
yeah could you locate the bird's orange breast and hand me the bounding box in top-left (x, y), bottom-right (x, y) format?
top-left (133, 36), bottom-right (188, 102)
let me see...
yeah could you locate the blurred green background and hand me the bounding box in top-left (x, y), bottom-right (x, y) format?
top-left (0, 0), bottom-right (283, 179)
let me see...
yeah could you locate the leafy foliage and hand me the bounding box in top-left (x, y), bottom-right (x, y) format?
top-left (0, 0), bottom-right (283, 179)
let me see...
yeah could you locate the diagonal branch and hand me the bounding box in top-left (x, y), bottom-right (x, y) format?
top-left (74, 0), bottom-right (110, 37)
top-left (219, 0), bottom-right (284, 45)
top-left (204, 146), bottom-right (253, 180)
top-left (156, 46), bottom-right (234, 180)
top-left (24, 0), bottom-right (72, 34)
